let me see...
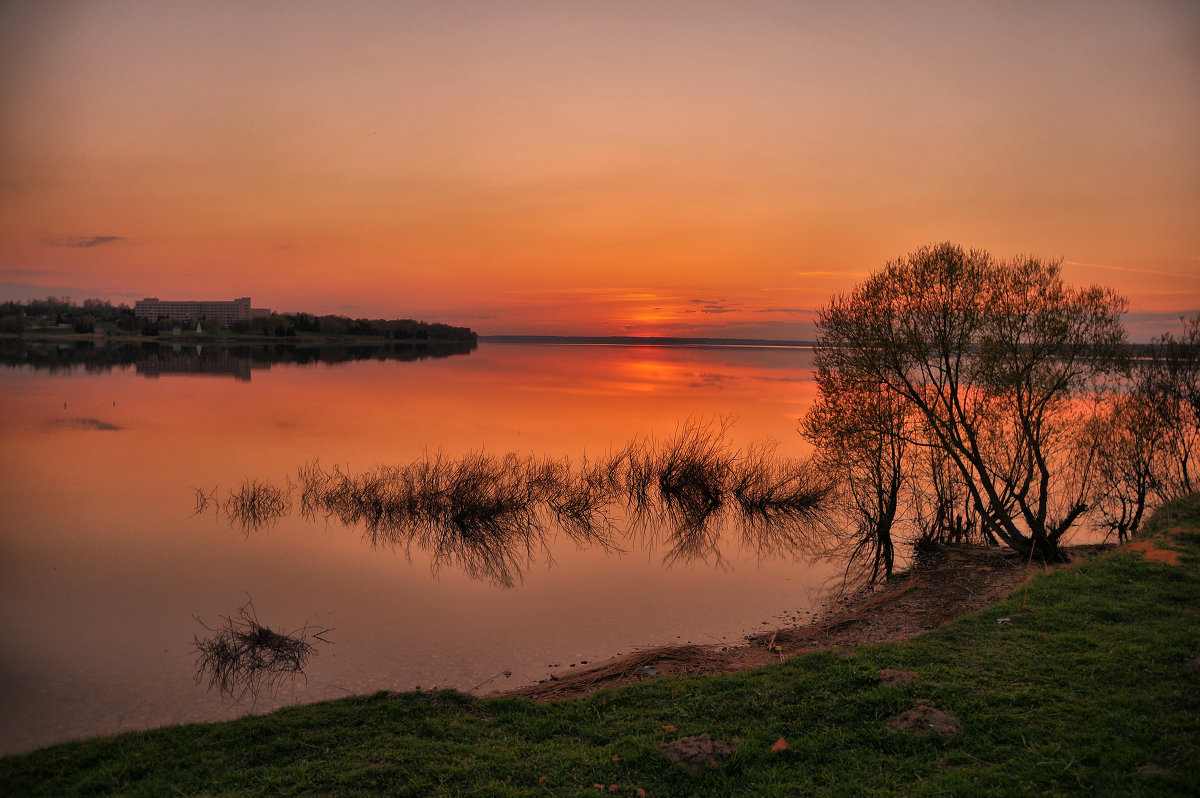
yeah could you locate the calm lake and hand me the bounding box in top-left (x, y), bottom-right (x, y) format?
top-left (0, 339), bottom-right (840, 755)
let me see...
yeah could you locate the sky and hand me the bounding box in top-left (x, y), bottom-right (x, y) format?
top-left (1, 1), bottom-right (1197, 339)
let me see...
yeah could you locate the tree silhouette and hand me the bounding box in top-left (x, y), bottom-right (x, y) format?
top-left (811, 243), bottom-right (1127, 562)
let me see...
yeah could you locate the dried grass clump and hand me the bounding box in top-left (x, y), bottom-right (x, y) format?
top-left (192, 486), bottom-right (218, 516)
top-left (193, 600), bottom-right (329, 704)
top-left (222, 479), bottom-right (292, 532)
top-left (730, 441), bottom-right (833, 555)
top-left (211, 419), bottom-right (834, 584)
top-left (544, 455), bottom-right (619, 545)
top-left (654, 418), bottom-right (736, 534)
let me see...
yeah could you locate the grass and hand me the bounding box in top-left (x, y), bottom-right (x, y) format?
top-left (4, 497), bottom-right (1200, 796)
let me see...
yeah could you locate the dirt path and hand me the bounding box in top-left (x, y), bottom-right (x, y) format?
top-left (509, 543), bottom-right (1108, 701)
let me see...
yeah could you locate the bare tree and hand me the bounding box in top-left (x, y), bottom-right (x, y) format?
top-left (812, 243), bottom-right (1128, 561)
top-left (803, 370), bottom-right (911, 582)
top-left (1139, 313), bottom-right (1200, 499)
top-left (1090, 312), bottom-right (1200, 541)
top-left (1087, 391), bottom-right (1163, 542)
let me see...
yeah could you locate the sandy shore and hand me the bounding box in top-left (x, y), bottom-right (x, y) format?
top-left (508, 543), bottom-right (1110, 701)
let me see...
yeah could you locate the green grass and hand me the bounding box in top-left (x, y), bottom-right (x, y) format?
top-left (4, 499), bottom-right (1199, 796)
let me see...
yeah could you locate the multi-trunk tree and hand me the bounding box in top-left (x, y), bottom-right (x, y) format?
top-left (807, 242), bottom-right (1129, 565)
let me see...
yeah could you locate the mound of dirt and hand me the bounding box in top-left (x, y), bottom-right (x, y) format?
top-left (879, 668), bottom-right (920, 685)
top-left (885, 705), bottom-right (962, 737)
top-left (659, 733), bottom-right (734, 771)
top-left (1123, 539), bottom-right (1182, 565)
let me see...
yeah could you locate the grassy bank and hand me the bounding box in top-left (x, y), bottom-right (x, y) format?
top-left (3, 499), bottom-right (1199, 796)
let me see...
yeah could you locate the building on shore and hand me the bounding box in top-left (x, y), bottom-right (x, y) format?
top-left (133, 297), bottom-right (270, 326)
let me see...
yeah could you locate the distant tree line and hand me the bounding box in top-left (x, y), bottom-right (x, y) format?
top-left (250, 312), bottom-right (476, 342)
top-left (804, 242), bottom-right (1199, 582)
top-left (0, 297), bottom-right (477, 342)
top-left (0, 296), bottom-right (140, 335)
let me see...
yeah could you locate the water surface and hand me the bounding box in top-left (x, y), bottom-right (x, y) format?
top-left (0, 340), bottom-right (837, 755)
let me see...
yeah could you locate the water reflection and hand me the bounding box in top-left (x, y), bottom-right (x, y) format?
top-left (202, 421), bottom-right (833, 587)
top-left (0, 339), bottom-right (476, 380)
top-left (1, 340), bottom-right (831, 755)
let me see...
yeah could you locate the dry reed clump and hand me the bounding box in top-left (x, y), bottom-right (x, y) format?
top-left (192, 486), bottom-right (218, 516)
top-left (193, 600), bottom-right (330, 704)
top-left (729, 441), bottom-right (833, 555)
top-left (423, 451), bottom-right (547, 587)
top-left (221, 478), bottom-right (292, 532)
top-left (628, 421), bottom-right (833, 566)
top-left (214, 419), bottom-right (834, 585)
top-left (654, 419), bottom-right (736, 534)
top-left (543, 454), bottom-right (620, 545)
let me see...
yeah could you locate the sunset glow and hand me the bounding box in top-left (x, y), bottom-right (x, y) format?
top-left (2, 1), bottom-right (1197, 338)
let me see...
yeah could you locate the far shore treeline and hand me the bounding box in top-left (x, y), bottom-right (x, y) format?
top-left (0, 296), bottom-right (477, 343)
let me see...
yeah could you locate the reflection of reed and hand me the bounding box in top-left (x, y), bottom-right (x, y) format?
top-left (616, 420), bottom-right (832, 567)
top-left (295, 452), bottom-right (588, 587)
top-left (730, 439), bottom-right (830, 555)
top-left (210, 420), bottom-right (833, 586)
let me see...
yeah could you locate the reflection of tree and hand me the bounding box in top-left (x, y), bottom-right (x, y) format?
top-left (804, 381), bottom-right (910, 584)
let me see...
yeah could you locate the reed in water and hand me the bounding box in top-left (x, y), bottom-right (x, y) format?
top-left (202, 419), bottom-right (834, 585)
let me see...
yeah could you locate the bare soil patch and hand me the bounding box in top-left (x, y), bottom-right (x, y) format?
top-left (879, 668), bottom-right (920, 685)
top-left (510, 543), bottom-right (1107, 702)
top-left (1124, 538), bottom-right (1183, 565)
top-left (885, 705), bottom-right (963, 737)
top-left (659, 733), bottom-right (735, 771)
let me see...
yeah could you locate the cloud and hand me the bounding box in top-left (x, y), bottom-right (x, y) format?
top-left (0, 269), bottom-right (60, 277)
top-left (754, 307), bottom-right (817, 315)
top-left (790, 270), bottom-right (864, 278)
top-left (689, 298), bottom-right (738, 314)
top-left (1124, 309), bottom-right (1200, 325)
top-left (1063, 260), bottom-right (1194, 279)
top-left (505, 288), bottom-right (660, 301)
top-left (46, 235), bottom-right (125, 248)
top-left (47, 418), bottom-right (123, 432)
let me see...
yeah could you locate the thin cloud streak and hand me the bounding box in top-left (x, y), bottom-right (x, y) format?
top-left (45, 235), bottom-right (125, 249)
top-left (755, 307), bottom-right (817, 315)
top-left (1063, 260), bottom-right (1193, 280)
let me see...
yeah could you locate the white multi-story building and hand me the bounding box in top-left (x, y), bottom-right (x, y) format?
top-left (134, 297), bottom-right (256, 326)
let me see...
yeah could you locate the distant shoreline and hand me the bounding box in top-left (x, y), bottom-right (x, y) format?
top-left (1, 331), bottom-right (475, 346)
top-left (480, 334), bottom-right (817, 348)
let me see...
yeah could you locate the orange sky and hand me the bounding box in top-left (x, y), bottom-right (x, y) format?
top-left (1, 1), bottom-right (1197, 339)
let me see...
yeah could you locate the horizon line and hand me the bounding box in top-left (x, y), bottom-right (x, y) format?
top-left (480, 334), bottom-right (817, 347)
